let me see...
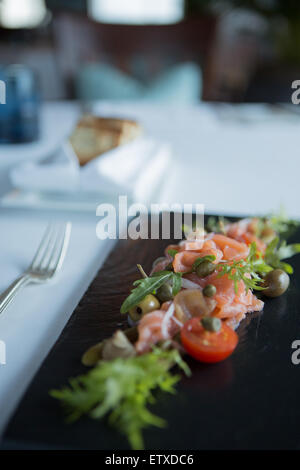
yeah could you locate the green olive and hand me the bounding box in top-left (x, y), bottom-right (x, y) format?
top-left (156, 283), bottom-right (174, 302)
top-left (203, 284), bottom-right (217, 297)
top-left (128, 294), bottom-right (160, 322)
top-left (201, 316), bottom-right (221, 332)
top-left (263, 269), bottom-right (290, 298)
top-left (196, 260), bottom-right (216, 278)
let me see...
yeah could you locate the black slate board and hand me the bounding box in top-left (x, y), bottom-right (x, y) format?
top-left (3, 216), bottom-right (300, 450)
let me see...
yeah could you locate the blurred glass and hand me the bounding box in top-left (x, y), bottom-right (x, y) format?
top-left (0, 0), bottom-right (47, 29)
top-left (88, 0), bottom-right (184, 25)
top-left (0, 65), bottom-right (40, 144)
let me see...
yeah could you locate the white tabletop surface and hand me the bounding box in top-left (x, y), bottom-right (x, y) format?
top-left (92, 101), bottom-right (300, 219)
top-left (0, 101), bottom-right (299, 439)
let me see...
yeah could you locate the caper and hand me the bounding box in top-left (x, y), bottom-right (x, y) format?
top-left (156, 283), bottom-right (173, 302)
top-left (128, 294), bottom-right (160, 322)
top-left (263, 269), bottom-right (290, 298)
top-left (203, 284), bottom-right (217, 297)
top-left (201, 316), bottom-right (221, 332)
top-left (196, 260), bottom-right (216, 278)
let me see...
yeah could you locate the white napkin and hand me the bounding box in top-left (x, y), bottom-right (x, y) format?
top-left (10, 137), bottom-right (172, 203)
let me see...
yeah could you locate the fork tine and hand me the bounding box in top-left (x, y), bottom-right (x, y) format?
top-left (41, 224), bottom-right (62, 272)
top-left (29, 223), bottom-right (57, 270)
top-left (48, 222), bottom-right (72, 276)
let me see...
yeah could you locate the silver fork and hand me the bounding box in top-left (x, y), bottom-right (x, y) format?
top-left (0, 222), bottom-right (72, 315)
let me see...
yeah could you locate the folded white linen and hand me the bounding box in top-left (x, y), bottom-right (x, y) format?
top-left (10, 142), bottom-right (80, 192)
top-left (10, 137), bottom-right (172, 203)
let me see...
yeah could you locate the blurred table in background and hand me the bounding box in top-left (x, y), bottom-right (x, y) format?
top-left (95, 101), bottom-right (300, 218)
top-left (2, 100), bottom-right (299, 217)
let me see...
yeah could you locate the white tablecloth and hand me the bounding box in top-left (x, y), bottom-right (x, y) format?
top-left (0, 101), bottom-right (299, 437)
top-left (0, 209), bottom-right (115, 436)
top-left (92, 101), bottom-right (300, 219)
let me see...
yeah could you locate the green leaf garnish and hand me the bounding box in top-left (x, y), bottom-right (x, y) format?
top-left (172, 272), bottom-right (182, 296)
top-left (167, 249), bottom-right (178, 259)
top-left (277, 241), bottom-right (300, 260)
top-left (217, 260), bottom-right (265, 294)
top-left (152, 270), bottom-right (182, 296)
top-left (264, 236), bottom-right (300, 274)
top-left (217, 242), bottom-right (268, 294)
top-left (50, 347), bottom-right (190, 450)
top-left (121, 271), bottom-right (182, 314)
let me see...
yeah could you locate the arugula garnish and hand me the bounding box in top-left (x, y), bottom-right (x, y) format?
top-left (217, 243), bottom-right (268, 294)
top-left (167, 248), bottom-right (178, 259)
top-left (50, 347), bottom-right (190, 450)
top-left (120, 271), bottom-right (182, 314)
top-left (264, 236), bottom-right (300, 274)
top-left (171, 272), bottom-right (182, 296)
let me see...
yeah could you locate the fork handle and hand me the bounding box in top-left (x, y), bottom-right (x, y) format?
top-left (0, 275), bottom-right (31, 315)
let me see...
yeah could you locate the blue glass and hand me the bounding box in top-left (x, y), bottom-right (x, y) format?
top-left (0, 65), bottom-right (40, 143)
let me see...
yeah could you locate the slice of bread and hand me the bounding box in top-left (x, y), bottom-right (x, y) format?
top-left (69, 115), bottom-right (142, 165)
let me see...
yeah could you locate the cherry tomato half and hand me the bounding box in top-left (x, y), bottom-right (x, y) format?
top-left (181, 317), bottom-right (238, 363)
